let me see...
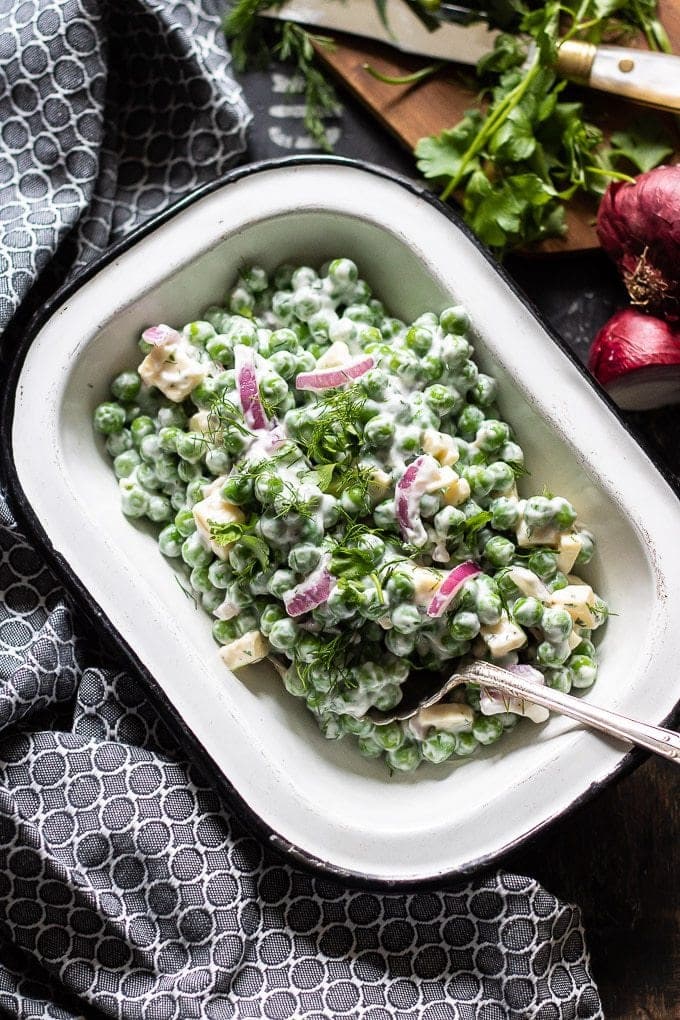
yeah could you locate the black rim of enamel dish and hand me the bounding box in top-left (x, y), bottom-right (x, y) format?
top-left (1, 155), bottom-right (677, 891)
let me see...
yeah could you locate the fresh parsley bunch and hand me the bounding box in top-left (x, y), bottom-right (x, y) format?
top-left (224, 0), bottom-right (675, 252)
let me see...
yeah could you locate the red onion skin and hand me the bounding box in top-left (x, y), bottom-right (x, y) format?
top-left (588, 308), bottom-right (680, 388)
top-left (597, 166), bottom-right (680, 322)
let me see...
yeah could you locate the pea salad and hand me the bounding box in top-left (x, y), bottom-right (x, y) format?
top-left (93, 258), bottom-right (608, 772)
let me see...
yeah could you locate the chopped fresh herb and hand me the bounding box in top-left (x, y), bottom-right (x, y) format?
top-left (296, 385), bottom-right (367, 465)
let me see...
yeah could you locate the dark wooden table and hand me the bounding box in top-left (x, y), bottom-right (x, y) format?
top-left (239, 65), bottom-right (680, 1019)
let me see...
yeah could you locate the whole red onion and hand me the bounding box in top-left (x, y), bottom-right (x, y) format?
top-left (588, 307), bottom-right (680, 410)
top-left (597, 165), bottom-right (680, 323)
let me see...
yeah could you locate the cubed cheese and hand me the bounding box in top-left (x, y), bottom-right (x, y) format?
top-left (480, 613), bottom-right (527, 657)
top-left (556, 533), bottom-right (582, 574)
top-left (316, 340), bottom-right (351, 368)
top-left (411, 567), bottom-right (442, 606)
top-left (515, 516), bottom-right (560, 549)
top-left (139, 338), bottom-right (205, 402)
top-left (189, 410), bottom-right (212, 433)
top-left (411, 703), bottom-right (474, 737)
top-left (548, 584), bottom-right (597, 628)
top-left (441, 475), bottom-right (471, 507)
top-left (422, 428), bottom-right (459, 467)
top-left (192, 478), bottom-right (246, 561)
top-left (219, 631), bottom-right (269, 671)
top-left (505, 566), bottom-right (549, 601)
top-left (367, 468), bottom-right (392, 502)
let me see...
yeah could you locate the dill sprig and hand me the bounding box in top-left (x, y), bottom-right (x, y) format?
top-left (274, 23), bottom-right (340, 153)
top-left (297, 386), bottom-right (368, 465)
top-left (208, 394), bottom-right (251, 437)
top-left (295, 632), bottom-right (360, 694)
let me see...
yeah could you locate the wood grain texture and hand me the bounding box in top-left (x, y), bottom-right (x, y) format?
top-left (507, 755), bottom-right (680, 1019)
top-left (313, 0), bottom-right (679, 254)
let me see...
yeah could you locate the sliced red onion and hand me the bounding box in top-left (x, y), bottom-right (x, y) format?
top-left (234, 344), bottom-right (269, 431)
top-left (284, 554), bottom-right (336, 618)
top-left (295, 354), bottom-right (374, 392)
top-left (394, 454), bottom-right (442, 548)
top-left (480, 663), bottom-right (549, 724)
top-left (426, 561), bottom-right (481, 618)
top-left (142, 324), bottom-right (181, 346)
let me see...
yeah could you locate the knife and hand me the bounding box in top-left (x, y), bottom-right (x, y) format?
top-left (262, 0), bottom-right (680, 113)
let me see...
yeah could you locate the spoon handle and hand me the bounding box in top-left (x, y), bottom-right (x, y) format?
top-left (458, 662), bottom-right (680, 764)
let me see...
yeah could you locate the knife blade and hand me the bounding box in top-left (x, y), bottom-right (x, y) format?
top-left (261, 0), bottom-right (499, 64)
top-left (262, 0), bottom-right (680, 113)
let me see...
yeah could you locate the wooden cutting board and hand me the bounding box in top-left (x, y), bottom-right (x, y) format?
top-left (313, 0), bottom-right (680, 254)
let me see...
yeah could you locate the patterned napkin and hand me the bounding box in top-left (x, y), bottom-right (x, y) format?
top-left (0, 2), bottom-right (603, 1017)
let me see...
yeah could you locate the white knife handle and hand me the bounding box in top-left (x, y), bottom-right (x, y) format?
top-left (557, 40), bottom-right (680, 113)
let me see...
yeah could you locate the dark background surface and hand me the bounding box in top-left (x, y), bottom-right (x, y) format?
top-left (238, 65), bottom-right (680, 1020)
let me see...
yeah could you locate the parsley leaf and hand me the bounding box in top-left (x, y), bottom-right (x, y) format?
top-left (607, 116), bottom-right (675, 175)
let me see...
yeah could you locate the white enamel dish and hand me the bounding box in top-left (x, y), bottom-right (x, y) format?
top-left (6, 158), bottom-right (680, 887)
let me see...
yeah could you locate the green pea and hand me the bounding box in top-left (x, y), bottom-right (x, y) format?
top-left (120, 487), bottom-right (148, 519)
top-left (175, 508), bottom-right (196, 537)
top-left (146, 494), bottom-right (172, 524)
top-left (213, 619), bottom-right (238, 644)
top-left (391, 604), bottom-right (421, 634)
top-left (137, 463), bottom-right (160, 491)
top-left (94, 402), bottom-right (126, 435)
top-left (168, 439), bottom-right (198, 475)
top-left (420, 731), bottom-right (457, 764)
top-left (570, 654), bottom-right (597, 688)
top-left (439, 305), bottom-right (469, 335)
top-left (181, 532), bottom-right (212, 568)
top-left (387, 743), bottom-right (421, 772)
top-left (105, 428), bottom-right (133, 458)
top-left (472, 715), bottom-right (504, 745)
top-left (110, 372), bottom-right (141, 403)
top-left (129, 415), bottom-right (155, 447)
top-left (523, 496), bottom-right (554, 529)
top-left (462, 465), bottom-right (494, 500)
top-left (547, 667), bottom-right (572, 693)
top-left (489, 497), bottom-right (521, 530)
top-left (484, 535), bottom-right (515, 568)
top-left (372, 722), bottom-right (404, 752)
top-left (373, 500), bottom-right (398, 530)
top-left (454, 732), bottom-right (479, 757)
top-left (476, 592), bottom-right (503, 626)
top-left (203, 305), bottom-right (230, 331)
top-left (357, 736), bottom-right (383, 759)
top-left (190, 565), bottom-right (214, 594)
top-left (541, 607), bottom-right (573, 641)
top-left (174, 432), bottom-right (204, 463)
top-left (269, 619), bottom-right (298, 651)
top-left (288, 543), bottom-right (321, 574)
top-left (405, 325), bottom-right (433, 356)
top-left (551, 496), bottom-right (577, 530)
top-left (424, 384), bottom-right (457, 415)
top-left (206, 334), bottom-right (233, 364)
top-left (113, 450), bottom-right (141, 479)
top-left (267, 569), bottom-right (297, 599)
top-left (185, 320), bottom-right (216, 346)
top-left (549, 572), bottom-right (569, 592)
top-left (528, 549), bottom-right (558, 580)
top-left (471, 374), bottom-right (497, 407)
top-left (253, 472), bottom-right (284, 505)
top-left (450, 611), bottom-right (480, 642)
top-left (158, 524), bottom-right (183, 558)
top-left (537, 640), bottom-right (570, 668)
top-left (457, 404), bottom-right (485, 439)
top-left (363, 415), bottom-right (395, 447)
top-left (260, 373), bottom-right (288, 406)
top-left (385, 630), bottom-right (415, 657)
top-left (475, 420), bottom-right (510, 453)
top-left (512, 597), bottom-right (543, 627)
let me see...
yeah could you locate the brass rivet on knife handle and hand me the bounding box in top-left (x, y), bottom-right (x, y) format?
top-left (555, 40), bottom-right (597, 84)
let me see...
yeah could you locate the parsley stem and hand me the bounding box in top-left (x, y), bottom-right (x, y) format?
top-left (363, 61), bottom-right (446, 85)
top-left (440, 56), bottom-right (541, 202)
top-left (585, 165), bottom-right (636, 184)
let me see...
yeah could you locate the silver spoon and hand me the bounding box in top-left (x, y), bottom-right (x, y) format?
top-left (369, 660), bottom-right (680, 765)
